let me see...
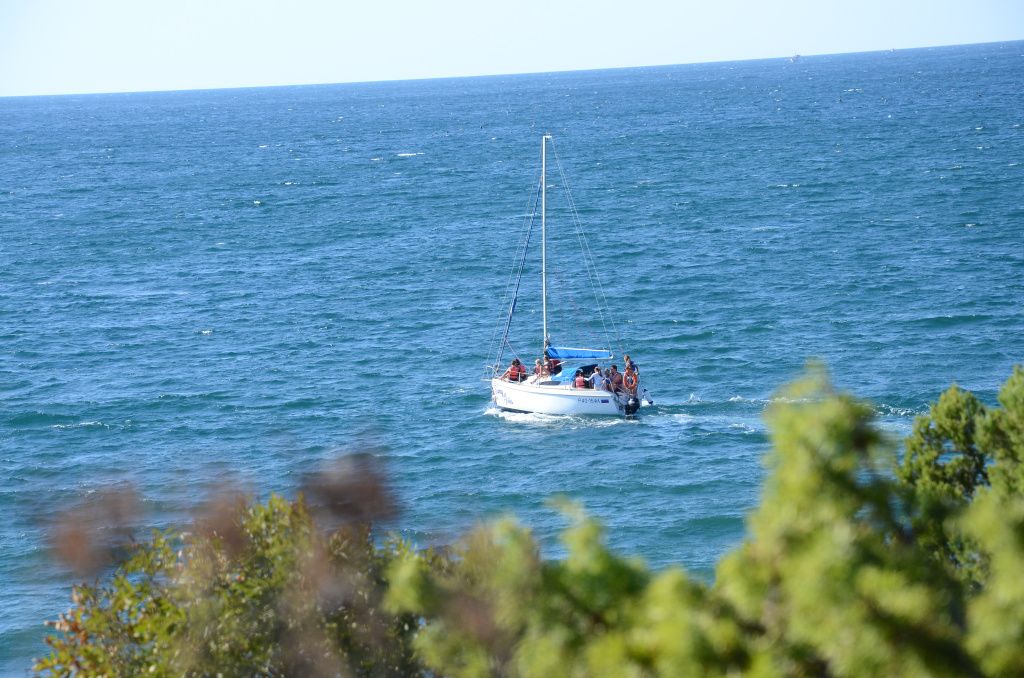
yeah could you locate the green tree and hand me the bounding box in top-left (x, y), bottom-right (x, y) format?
top-left (36, 367), bottom-right (1024, 677)
top-left (715, 372), bottom-right (977, 677)
top-left (960, 367), bottom-right (1024, 676)
top-left (36, 494), bottom-right (425, 676)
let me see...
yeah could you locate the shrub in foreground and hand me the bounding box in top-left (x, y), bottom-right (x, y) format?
top-left (36, 367), bottom-right (1024, 676)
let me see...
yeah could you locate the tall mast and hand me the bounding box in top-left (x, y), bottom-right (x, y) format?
top-left (541, 134), bottom-right (550, 351)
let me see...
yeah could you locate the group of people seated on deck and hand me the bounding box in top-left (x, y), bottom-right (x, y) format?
top-left (502, 353), bottom-right (640, 395)
top-left (501, 352), bottom-right (563, 382)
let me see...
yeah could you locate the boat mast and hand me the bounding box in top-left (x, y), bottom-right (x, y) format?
top-left (541, 134), bottom-right (550, 351)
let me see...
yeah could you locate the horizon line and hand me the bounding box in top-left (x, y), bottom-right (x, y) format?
top-left (3, 37), bottom-right (1021, 100)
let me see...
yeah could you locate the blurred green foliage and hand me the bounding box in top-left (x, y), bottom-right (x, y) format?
top-left (37, 367), bottom-right (1024, 676)
top-left (35, 495), bottom-right (424, 676)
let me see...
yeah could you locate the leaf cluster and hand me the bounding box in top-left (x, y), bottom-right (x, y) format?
top-left (36, 495), bottom-right (423, 676)
top-left (36, 367), bottom-right (1024, 677)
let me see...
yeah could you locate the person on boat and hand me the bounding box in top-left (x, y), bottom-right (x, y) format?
top-left (573, 369), bottom-right (587, 389)
top-left (623, 354), bottom-right (639, 375)
top-left (608, 365), bottom-right (624, 393)
top-left (544, 350), bottom-right (562, 376)
top-left (503, 358), bottom-right (526, 382)
top-left (588, 367), bottom-right (604, 390)
top-left (533, 358), bottom-right (547, 379)
top-left (623, 365), bottom-right (639, 394)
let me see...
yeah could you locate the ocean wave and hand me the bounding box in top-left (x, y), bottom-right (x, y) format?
top-left (874, 403), bottom-right (920, 417)
top-left (51, 420), bottom-right (111, 430)
top-left (5, 411), bottom-right (77, 427)
top-left (904, 314), bottom-right (993, 328)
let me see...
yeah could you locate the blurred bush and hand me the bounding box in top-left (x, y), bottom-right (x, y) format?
top-left (36, 367), bottom-right (1024, 676)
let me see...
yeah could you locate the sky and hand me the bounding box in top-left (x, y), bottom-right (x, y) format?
top-left (1, 0), bottom-right (1022, 97)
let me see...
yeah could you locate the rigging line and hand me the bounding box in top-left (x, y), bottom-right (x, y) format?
top-left (549, 139), bottom-right (624, 354)
top-left (489, 175), bottom-right (540, 340)
top-left (487, 231), bottom-right (529, 368)
top-left (486, 174), bottom-right (543, 371)
top-left (503, 337), bottom-right (526, 365)
top-left (549, 266), bottom-right (601, 349)
top-left (553, 143), bottom-right (627, 357)
top-left (548, 140), bottom-right (612, 334)
top-left (491, 210), bottom-right (535, 372)
top-left (493, 176), bottom-right (542, 373)
top-left (560, 165), bottom-right (621, 354)
top-left (563, 277), bottom-right (601, 348)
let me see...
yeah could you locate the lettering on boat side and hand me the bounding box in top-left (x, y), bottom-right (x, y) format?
top-left (578, 397), bottom-right (606, 404)
top-left (494, 389), bottom-right (513, 407)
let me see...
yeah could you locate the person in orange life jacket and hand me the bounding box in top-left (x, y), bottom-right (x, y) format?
top-left (623, 365), bottom-right (639, 394)
top-left (573, 369), bottom-right (587, 389)
top-left (503, 358), bottom-right (526, 382)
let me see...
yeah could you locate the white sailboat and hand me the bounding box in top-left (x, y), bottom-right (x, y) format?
top-left (488, 135), bottom-right (653, 417)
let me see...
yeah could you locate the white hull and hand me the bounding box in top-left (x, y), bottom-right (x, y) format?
top-left (491, 377), bottom-right (629, 416)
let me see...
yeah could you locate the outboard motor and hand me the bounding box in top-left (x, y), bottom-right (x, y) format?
top-left (624, 395), bottom-right (640, 416)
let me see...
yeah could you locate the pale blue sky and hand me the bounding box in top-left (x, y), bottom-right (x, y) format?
top-left (1, 0), bottom-right (1022, 96)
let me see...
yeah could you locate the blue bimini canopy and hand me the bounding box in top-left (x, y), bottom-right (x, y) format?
top-left (546, 346), bottom-right (613, 360)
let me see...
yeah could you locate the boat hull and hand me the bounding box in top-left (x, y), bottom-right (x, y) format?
top-left (491, 378), bottom-right (628, 416)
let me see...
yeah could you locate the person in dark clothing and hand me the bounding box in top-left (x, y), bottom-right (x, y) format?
top-left (544, 350), bottom-right (562, 375)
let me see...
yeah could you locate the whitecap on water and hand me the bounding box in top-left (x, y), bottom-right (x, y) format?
top-left (396, 152), bottom-right (423, 157)
top-left (52, 421), bottom-right (109, 430)
top-left (875, 403), bottom-right (917, 417)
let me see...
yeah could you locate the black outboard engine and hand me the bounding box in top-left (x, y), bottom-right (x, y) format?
top-left (624, 395), bottom-right (640, 416)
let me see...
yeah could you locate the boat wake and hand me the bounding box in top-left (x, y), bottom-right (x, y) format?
top-left (483, 405), bottom-right (631, 427)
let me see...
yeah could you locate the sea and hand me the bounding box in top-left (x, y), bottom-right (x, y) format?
top-left (2, 41), bottom-right (1022, 672)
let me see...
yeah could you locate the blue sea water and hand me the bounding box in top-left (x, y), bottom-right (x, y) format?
top-left (2, 41), bottom-right (1023, 671)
